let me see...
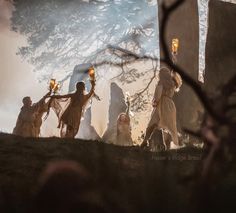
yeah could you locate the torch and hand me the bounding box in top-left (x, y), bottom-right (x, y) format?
top-left (88, 67), bottom-right (95, 81)
top-left (171, 38), bottom-right (179, 64)
top-left (49, 79), bottom-right (60, 94)
top-left (88, 66), bottom-right (101, 101)
top-left (49, 79), bottom-right (56, 92)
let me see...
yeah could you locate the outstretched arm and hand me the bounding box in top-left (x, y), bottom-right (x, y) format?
top-left (32, 91), bottom-right (51, 110)
top-left (51, 94), bottom-right (71, 99)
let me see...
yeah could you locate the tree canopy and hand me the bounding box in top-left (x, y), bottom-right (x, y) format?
top-left (11, 0), bottom-right (158, 81)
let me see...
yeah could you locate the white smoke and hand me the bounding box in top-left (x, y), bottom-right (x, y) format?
top-left (0, 0), bottom-right (13, 32)
top-left (0, 1), bottom-right (58, 135)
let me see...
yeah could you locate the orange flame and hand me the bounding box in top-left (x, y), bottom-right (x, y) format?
top-left (172, 38), bottom-right (179, 54)
top-left (49, 79), bottom-right (60, 93)
top-left (49, 79), bottom-right (56, 91)
top-left (88, 67), bottom-right (95, 80)
top-left (54, 83), bottom-right (60, 93)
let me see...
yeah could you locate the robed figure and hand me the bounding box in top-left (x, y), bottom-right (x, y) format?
top-left (141, 68), bottom-right (182, 148)
top-left (116, 99), bottom-right (133, 146)
top-left (48, 80), bottom-right (95, 138)
top-left (13, 92), bottom-right (50, 137)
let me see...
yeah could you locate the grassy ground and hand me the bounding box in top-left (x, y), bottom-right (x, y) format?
top-left (0, 133), bottom-right (235, 213)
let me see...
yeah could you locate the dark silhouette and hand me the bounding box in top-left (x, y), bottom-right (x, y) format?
top-left (34, 161), bottom-right (106, 213)
top-left (51, 81), bottom-right (95, 138)
top-left (13, 91), bottom-right (50, 137)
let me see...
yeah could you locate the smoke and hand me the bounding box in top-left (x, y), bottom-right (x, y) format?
top-left (0, 0), bottom-right (56, 134)
top-left (0, 0), bottom-right (13, 32)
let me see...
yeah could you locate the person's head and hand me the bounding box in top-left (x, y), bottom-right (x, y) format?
top-left (158, 67), bottom-right (175, 89)
top-left (35, 161), bottom-right (106, 213)
top-left (22, 96), bottom-right (32, 107)
top-left (76, 81), bottom-right (85, 93)
top-left (118, 113), bottom-right (130, 123)
top-left (159, 67), bottom-right (172, 82)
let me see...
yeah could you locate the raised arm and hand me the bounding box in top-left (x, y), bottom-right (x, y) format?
top-left (125, 99), bottom-right (130, 116)
top-left (84, 80), bottom-right (95, 100)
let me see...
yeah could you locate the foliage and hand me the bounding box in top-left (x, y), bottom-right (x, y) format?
top-left (11, 0), bottom-right (158, 81)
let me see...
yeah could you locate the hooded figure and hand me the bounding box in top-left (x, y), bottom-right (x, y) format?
top-left (13, 91), bottom-right (51, 137)
top-left (141, 68), bottom-right (182, 147)
top-left (49, 81), bottom-right (95, 138)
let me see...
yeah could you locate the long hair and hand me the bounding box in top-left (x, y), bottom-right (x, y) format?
top-left (172, 71), bottom-right (182, 92)
top-left (117, 113), bottom-right (130, 124)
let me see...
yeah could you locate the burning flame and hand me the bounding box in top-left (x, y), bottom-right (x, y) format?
top-left (49, 79), bottom-right (56, 91)
top-left (172, 38), bottom-right (179, 54)
top-left (49, 79), bottom-right (60, 93)
top-left (88, 67), bottom-right (95, 80)
top-left (54, 83), bottom-right (60, 93)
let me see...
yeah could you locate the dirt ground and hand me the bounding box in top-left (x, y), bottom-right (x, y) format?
top-left (0, 133), bottom-right (235, 213)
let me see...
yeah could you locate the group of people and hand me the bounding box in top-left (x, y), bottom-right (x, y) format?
top-left (13, 67), bottom-right (182, 149)
top-left (13, 79), bottom-right (95, 139)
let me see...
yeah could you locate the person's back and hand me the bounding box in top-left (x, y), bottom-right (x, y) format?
top-left (13, 92), bottom-right (50, 137)
top-left (13, 104), bottom-right (37, 137)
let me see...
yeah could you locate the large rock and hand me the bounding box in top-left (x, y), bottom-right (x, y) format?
top-left (205, 0), bottom-right (236, 92)
top-left (69, 63), bottom-right (93, 92)
top-left (102, 82), bottom-right (127, 143)
top-left (158, 0), bottom-right (201, 131)
top-left (77, 107), bottom-right (101, 140)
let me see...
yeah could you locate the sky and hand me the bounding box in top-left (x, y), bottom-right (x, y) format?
top-left (0, 0), bottom-right (50, 133)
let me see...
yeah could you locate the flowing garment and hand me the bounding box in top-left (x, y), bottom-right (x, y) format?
top-left (145, 68), bottom-right (181, 146)
top-left (147, 85), bottom-right (178, 145)
top-left (13, 100), bottom-right (45, 137)
top-left (47, 87), bottom-right (94, 138)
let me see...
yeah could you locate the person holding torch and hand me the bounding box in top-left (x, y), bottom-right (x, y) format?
top-left (140, 39), bottom-right (182, 149)
top-left (49, 67), bottom-right (96, 138)
top-left (13, 90), bottom-right (51, 137)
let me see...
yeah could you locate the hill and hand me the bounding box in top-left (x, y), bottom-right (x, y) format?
top-left (0, 133), bottom-right (235, 213)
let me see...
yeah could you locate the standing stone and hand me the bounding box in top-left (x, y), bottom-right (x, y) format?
top-left (77, 107), bottom-right (101, 140)
top-left (158, 0), bottom-right (201, 131)
top-left (102, 82), bottom-right (127, 143)
top-left (205, 0), bottom-right (236, 93)
top-left (69, 63), bottom-right (93, 92)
